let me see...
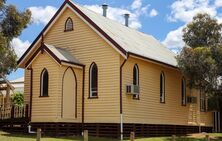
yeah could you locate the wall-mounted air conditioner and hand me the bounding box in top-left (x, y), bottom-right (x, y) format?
top-left (126, 84), bottom-right (140, 95)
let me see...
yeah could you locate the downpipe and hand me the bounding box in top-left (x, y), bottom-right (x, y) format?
top-left (120, 114), bottom-right (123, 140)
top-left (28, 125), bottom-right (36, 134)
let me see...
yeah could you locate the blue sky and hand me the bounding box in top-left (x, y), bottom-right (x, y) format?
top-left (6, 0), bottom-right (222, 80)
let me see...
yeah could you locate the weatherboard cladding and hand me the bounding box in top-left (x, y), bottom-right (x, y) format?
top-left (18, 0), bottom-right (177, 68)
top-left (25, 43), bottom-right (83, 68)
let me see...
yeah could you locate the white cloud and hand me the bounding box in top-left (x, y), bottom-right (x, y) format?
top-left (131, 0), bottom-right (142, 10)
top-left (85, 0), bottom-right (150, 29)
top-left (163, 0), bottom-right (222, 51)
top-left (162, 26), bottom-right (185, 51)
top-left (29, 6), bottom-right (57, 25)
top-left (167, 0), bottom-right (217, 23)
top-left (11, 38), bottom-right (31, 58)
top-left (149, 9), bottom-right (158, 17)
top-left (215, 0), bottom-right (222, 7)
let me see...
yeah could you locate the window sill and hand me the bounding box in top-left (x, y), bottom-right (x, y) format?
top-left (39, 96), bottom-right (49, 98)
top-left (160, 101), bottom-right (165, 104)
top-left (88, 96), bottom-right (99, 99)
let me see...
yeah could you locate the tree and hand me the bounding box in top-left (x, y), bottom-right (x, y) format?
top-left (0, 0), bottom-right (31, 76)
top-left (11, 92), bottom-right (24, 107)
top-left (177, 13), bottom-right (222, 111)
top-left (183, 13), bottom-right (222, 48)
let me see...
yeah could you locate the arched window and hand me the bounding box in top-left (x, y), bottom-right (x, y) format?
top-left (181, 78), bottom-right (186, 106)
top-left (133, 64), bottom-right (139, 86)
top-left (64, 17), bottom-right (73, 31)
top-left (160, 72), bottom-right (165, 103)
top-left (40, 69), bottom-right (49, 97)
top-left (89, 63), bottom-right (98, 98)
top-left (133, 64), bottom-right (139, 99)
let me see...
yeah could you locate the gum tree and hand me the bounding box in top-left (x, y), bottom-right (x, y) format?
top-left (0, 0), bottom-right (31, 77)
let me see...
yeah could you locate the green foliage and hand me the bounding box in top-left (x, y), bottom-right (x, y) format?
top-left (183, 13), bottom-right (222, 48)
top-left (11, 92), bottom-right (24, 107)
top-left (177, 47), bottom-right (217, 92)
top-left (178, 13), bottom-right (222, 111)
top-left (0, 0), bottom-right (31, 76)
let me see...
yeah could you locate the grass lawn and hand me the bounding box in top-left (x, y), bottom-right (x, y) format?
top-left (0, 131), bottom-right (222, 141)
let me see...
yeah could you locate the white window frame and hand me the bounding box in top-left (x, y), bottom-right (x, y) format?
top-left (65, 17), bottom-right (73, 31)
top-left (89, 63), bottom-right (98, 98)
top-left (133, 64), bottom-right (139, 99)
top-left (40, 69), bottom-right (48, 97)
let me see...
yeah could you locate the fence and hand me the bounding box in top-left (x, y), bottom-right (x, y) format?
top-left (0, 104), bottom-right (29, 120)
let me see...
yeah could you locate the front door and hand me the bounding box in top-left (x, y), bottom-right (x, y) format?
top-left (62, 67), bottom-right (76, 119)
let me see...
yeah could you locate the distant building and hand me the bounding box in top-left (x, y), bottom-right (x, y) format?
top-left (0, 77), bottom-right (24, 107)
top-left (10, 77), bottom-right (24, 93)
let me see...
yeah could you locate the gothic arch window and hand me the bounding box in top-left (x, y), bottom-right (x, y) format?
top-left (133, 64), bottom-right (139, 86)
top-left (64, 17), bottom-right (73, 31)
top-left (133, 64), bottom-right (139, 99)
top-left (89, 62), bottom-right (98, 98)
top-left (160, 72), bottom-right (165, 103)
top-left (40, 68), bottom-right (49, 97)
top-left (181, 78), bottom-right (186, 106)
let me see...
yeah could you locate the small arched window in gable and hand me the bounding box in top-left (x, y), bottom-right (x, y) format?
top-left (64, 17), bottom-right (73, 32)
top-left (40, 68), bottom-right (49, 97)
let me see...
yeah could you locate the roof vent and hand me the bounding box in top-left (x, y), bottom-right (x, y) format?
top-left (124, 13), bottom-right (130, 27)
top-left (102, 4), bottom-right (108, 17)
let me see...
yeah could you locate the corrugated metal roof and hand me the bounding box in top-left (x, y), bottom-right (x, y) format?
top-left (45, 43), bottom-right (81, 65)
top-left (73, 2), bottom-right (177, 67)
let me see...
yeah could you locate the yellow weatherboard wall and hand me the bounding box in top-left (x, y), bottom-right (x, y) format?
top-left (31, 7), bottom-right (120, 123)
top-left (122, 56), bottom-right (212, 126)
top-left (22, 5), bottom-right (213, 127)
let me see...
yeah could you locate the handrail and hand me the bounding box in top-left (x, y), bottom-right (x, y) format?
top-left (0, 104), bottom-right (29, 120)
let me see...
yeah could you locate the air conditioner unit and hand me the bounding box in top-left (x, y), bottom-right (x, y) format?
top-left (126, 84), bottom-right (140, 95)
top-left (187, 96), bottom-right (197, 104)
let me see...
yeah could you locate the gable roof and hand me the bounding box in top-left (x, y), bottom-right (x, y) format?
top-left (18, 0), bottom-right (177, 68)
top-left (25, 43), bottom-right (83, 68)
